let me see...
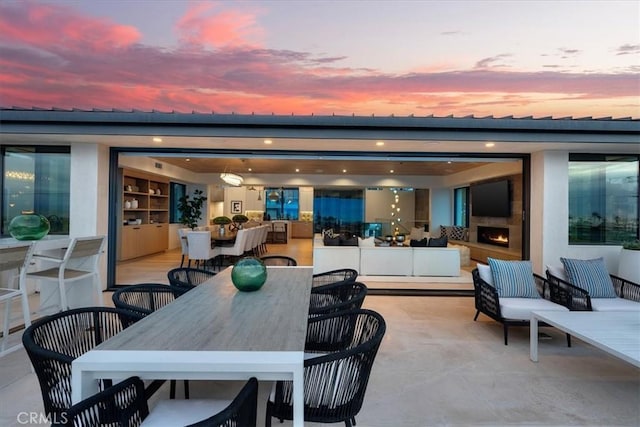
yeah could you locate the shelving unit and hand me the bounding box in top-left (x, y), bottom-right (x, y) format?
top-left (119, 168), bottom-right (170, 261)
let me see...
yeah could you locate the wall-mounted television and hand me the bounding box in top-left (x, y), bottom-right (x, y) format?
top-left (470, 179), bottom-right (511, 217)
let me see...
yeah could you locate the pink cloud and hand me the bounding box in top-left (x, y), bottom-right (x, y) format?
top-left (0, 2), bottom-right (637, 119)
top-left (176, 2), bottom-right (263, 48)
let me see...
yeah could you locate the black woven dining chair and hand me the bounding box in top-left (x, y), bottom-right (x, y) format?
top-left (60, 376), bottom-right (259, 427)
top-left (260, 255), bottom-right (298, 266)
top-left (309, 281), bottom-right (368, 316)
top-left (111, 283), bottom-right (190, 399)
top-left (312, 268), bottom-right (358, 288)
top-left (167, 267), bottom-right (216, 293)
top-left (266, 309), bottom-right (386, 427)
top-left (21, 307), bottom-right (145, 421)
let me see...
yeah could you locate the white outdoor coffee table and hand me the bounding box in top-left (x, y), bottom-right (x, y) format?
top-left (530, 310), bottom-right (640, 368)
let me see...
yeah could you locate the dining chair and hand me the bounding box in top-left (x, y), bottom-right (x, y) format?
top-left (219, 229), bottom-right (249, 264)
top-left (308, 281), bottom-right (368, 316)
top-left (167, 267), bottom-right (216, 293)
top-left (272, 222), bottom-right (287, 243)
top-left (312, 268), bottom-right (358, 288)
top-left (178, 228), bottom-right (190, 267)
top-left (111, 283), bottom-right (189, 399)
top-left (0, 242), bottom-right (36, 356)
top-left (60, 376), bottom-right (258, 427)
top-left (260, 255), bottom-right (298, 266)
top-left (21, 306), bottom-right (146, 420)
top-left (26, 235), bottom-right (106, 312)
top-left (266, 309), bottom-right (386, 427)
top-left (186, 231), bottom-right (222, 269)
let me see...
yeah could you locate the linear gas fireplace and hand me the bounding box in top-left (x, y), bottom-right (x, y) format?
top-left (477, 226), bottom-right (509, 248)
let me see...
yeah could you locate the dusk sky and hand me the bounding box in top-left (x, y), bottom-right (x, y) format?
top-left (1, 0), bottom-right (638, 118)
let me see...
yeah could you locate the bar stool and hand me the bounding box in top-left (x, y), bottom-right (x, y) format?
top-left (272, 222), bottom-right (287, 243)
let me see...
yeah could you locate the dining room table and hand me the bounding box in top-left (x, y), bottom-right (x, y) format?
top-left (210, 228), bottom-right (237, 244)
top-left (71, 266), bottom-right (313, 426)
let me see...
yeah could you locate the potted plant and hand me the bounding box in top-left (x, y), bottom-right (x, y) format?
top-left (212, 215), bottom-right (232, 234)
top-left (177, 189), bottom-right (207, 229)
top-left (619, 239), bottom-right (640, 283)
top-left (231, 214), bottom-right (249, 230)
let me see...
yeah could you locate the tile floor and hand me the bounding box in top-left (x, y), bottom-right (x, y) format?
top-left (1, 241), bottom-right (639, 426)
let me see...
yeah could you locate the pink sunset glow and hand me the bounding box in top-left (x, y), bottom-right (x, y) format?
top-left (0, 1), bottom-right (638, 118)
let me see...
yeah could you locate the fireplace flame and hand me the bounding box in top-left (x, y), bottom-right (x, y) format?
top-left (490, 234), bottom-right (509, 243)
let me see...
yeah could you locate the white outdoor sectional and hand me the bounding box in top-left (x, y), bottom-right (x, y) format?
top-left (312, 235), bottom-right (461, 276)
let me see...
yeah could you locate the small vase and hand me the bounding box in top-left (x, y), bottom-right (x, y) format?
top-left (231, 257), bottom-right (267, 292)
top-left (131, 199), bottom-right (138, 209)
top-left (8, 212), bottom-right (51, 240)
top-left (125, 200), bottom-right (132, 209)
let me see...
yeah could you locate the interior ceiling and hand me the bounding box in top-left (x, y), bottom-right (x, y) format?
top-left (151, 156), bottom-right (492, 176)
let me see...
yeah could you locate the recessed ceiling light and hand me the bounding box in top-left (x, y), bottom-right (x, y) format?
top-left (264, 139), bottom-right (273, 145)
top-left (485, 142), bottom-right (495, 147)
top-left (295, 168), bottom-right (300, 172)
top-left (248, 168), bottom-right (252, 172)
top-left (152, 137), bottom-right (162, 143)
top-left (376, 141), bottom-right (385, 146)
top-left (185, 158), bottom-right (190, 162)
top-left (447, 161), bottom-right (452, 164)
top-left (390, 169), bottom-right (394, 173)
top-left (342, 169), bottom-right (347, 173)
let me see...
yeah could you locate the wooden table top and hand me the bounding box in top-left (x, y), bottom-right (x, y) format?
top-left (98, 266), bottom-right (313, 352)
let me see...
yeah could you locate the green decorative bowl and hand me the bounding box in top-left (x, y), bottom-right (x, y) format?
top-left (8, 212), bottom-right (50, 240)
top-left (231, 257), bottom-right (267, 292)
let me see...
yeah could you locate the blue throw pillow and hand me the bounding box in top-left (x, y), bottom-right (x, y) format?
top-left (487, 258), bottom-right (540, 298)
top-left (560, 257), bottom-right (616, 298)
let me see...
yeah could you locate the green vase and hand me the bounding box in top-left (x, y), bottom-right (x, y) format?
top-left (231, 257), bottom-right (267, 292)
top-left (8, 212), bottom-right (51, 240)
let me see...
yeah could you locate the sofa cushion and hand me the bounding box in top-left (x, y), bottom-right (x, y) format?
top-left (590, 297), bottom-right (640, 311)
top-left (488, 258), bottom-right (540, 298)
top-left (339, 235), bottom-right (358, 246)
top-left (560, 257), bottom-right (617, 298)
top-left (409, 227), bottom-right (424, 241)
top-left (477, 264), bottom-right (493, 286)
top-left (410, 238), bottom-right (429, 247)
top-left (546, 264), bottom-right (568, 282)
top-left (323, 235), bottom-right (341, 246)
top-left (358, 236), bottom-right (375, 247)
top-left (499, 297), bottom-right (568, 320)
top-left (428, 236), bottom-right (448, 247)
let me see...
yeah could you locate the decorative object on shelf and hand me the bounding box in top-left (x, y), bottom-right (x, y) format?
top-left (155, 188), bottom-right (161, 195)
top-left (8, 211), bottom-right (51, 240)
top-left (149, 188), bottom-right (155, 194)
top-left (131, 199), bottom-right (138, 209)
top-left (125, 185), bottom-right (132, 192)
top-left (177, 189), bottom-right (207, 229)
top-left (231, 214), bottom-right (249, 230)
top-left (220, 172), bottom-right (244, 186)
top-left (124, 200), bottom-right (132, 209)
top-left (231, 257), bottom-right (267, 292)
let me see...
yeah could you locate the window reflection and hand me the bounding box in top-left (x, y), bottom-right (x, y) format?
top-left (568, 154), bottom-right (639, 244)
top-left (2, 146), bottom-right (70, 236)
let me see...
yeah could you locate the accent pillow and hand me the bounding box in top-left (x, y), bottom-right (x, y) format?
top-left (322, 228), bottom-right (335, 238)
top-left (477, 264), bottom-right (493, 286)
top-left (409, 227), bottom-right (424, 241)
top-left (358, 237), bottom-right (375, 247)
top-left (560, 257), bottom-right (616, 298)
top-left (410, 238), bottom-right (429, 247)
top-left (546, 265), bottom-right (568, 282)
top-left (323, 235), bottom-right (340, 246)
top-left (487, 258), bottom-right (540, 298)
top-left (340, 235), bottom-right (358, 246)
top-left (428, 236), bottom-right (448, 247)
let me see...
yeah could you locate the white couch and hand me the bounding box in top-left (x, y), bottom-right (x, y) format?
top-left (313, 235), bottom-right (461, 276)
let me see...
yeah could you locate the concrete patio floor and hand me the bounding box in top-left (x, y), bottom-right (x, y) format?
top-left (1, 292), bottom-right (638, 426)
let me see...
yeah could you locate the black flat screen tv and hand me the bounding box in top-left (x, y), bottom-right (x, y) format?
top-left (471, 180), bottom-right (511, 217)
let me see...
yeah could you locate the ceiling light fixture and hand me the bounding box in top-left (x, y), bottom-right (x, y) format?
top-left (220, 172), bottom-right (244, 186)
top-left (376, 141), bottom-right (385, 146)
top-left (152, 137), bottom-right (163, 143)
top-left (485, 142), bottom-right (495, 147)
top-left (264, 139), bottom-right (273, 145)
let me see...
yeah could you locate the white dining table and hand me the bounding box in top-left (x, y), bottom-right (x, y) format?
top-left (71, 266), bottom-right (313, 426)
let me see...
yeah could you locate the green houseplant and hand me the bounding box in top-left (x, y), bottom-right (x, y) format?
top-left (231, 214), bottom-right (249, 230)
top-left (177, 189), bottom-right (207, 229)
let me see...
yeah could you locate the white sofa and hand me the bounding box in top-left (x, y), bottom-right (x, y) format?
top-left (313, 235), bottom-right (461, 276)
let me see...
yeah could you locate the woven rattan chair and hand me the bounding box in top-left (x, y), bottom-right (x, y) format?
top-left (309, 281), bottom-right (367, 316)
top-left (111, 283), bottom-right (189, 399)
top-left (266, 309), bottom-right (386, 427)
top-left (61, 376), bottom-right (258, 427)
top-left (21, 307), bottom-right (146, 420)
top-left (312, 269), bottom-right (358, 288)
top-left (167, 267), bottom-right (216, 293)
top-left (260, 255), bottom-right (298, 266)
